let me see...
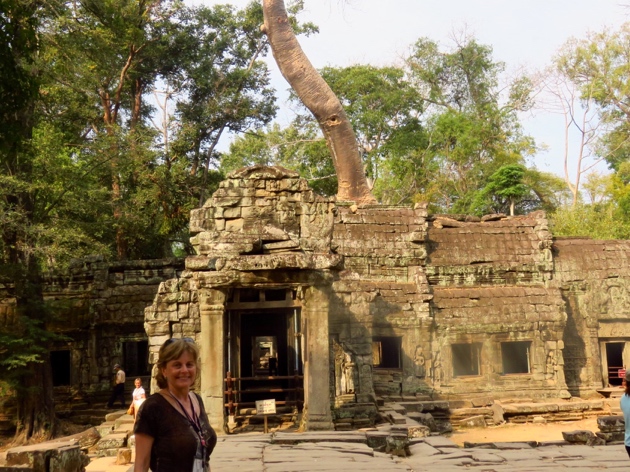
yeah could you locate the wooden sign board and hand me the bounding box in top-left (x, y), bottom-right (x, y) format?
top-left (255, 399), bottom-right (276, 415)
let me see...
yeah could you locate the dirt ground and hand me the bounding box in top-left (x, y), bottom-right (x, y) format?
top-left (449, 417), bottom-right (600, 446)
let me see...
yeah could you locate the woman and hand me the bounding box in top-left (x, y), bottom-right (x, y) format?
top-left (134, 338), bottom-right (217, 472)
top-left (622, 370), bottom-right (630, 458)
top-left (131, 378), bottom-right (146, 421)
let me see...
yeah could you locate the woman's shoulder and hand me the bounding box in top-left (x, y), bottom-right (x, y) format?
top-left (141, 392), bottom-right (166, 409)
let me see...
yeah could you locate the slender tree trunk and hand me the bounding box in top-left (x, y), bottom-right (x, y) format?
top-left (262, 0), bottom-right (375, 204)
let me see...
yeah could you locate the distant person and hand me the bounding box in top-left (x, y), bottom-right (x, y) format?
top-left (107, 363), bottom-right (126, 409)
top-left (128, 378), bottom-right (146, 421)
top-left (134, 337), bottom-right (217, 472)
top-left (621, 370), bottom-right (630, 458)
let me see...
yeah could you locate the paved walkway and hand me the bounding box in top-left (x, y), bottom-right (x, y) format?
top-left (86, 431), bottom-right (630, 471)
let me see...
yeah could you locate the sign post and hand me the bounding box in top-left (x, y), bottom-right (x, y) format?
top-left (255, 399), bottom-right (277, 434)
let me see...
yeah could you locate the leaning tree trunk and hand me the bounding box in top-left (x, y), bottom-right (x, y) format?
top-left (262, 0), bottom-right (376, 204)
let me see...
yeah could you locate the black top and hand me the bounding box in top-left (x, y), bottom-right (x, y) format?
top-left (134, 392), bottom-right (217, 472)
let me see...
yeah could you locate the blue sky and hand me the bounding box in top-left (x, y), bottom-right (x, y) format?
top-left (204, 0), bottom-right (630, 180)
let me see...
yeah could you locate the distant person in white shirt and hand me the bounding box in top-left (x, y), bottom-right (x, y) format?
top-left (130, 378), bottom-right (147, 421)
top-left (107, 363), bottom-right (126, 409)
top-left (620, 370), bottom-right (630, 458)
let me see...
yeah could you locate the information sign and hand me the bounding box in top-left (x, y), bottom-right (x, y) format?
top-left (255, 399), bottom-right (277, 415)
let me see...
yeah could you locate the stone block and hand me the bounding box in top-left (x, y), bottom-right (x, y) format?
top-left (471, 397), bottom-right (492, 407)
top-left (597, 415), bottom-right (624, 432)
top-left (406, 424), bottom-right (430, 438)
top-left (561, 430), bottom-right (594, 443)
top-left (365, 431), bottom-right (389, 450)
top-left (596, 431), bottom-right (624, 442)
top-left (491, 403), bottom-right (505, 424)
top-left (6, 441), bottom-right (86, 472)
top-left (115, 448), bottom-right (132, 465)
top-left (385, 434), bottom-right (408, 457)
top-left (96, 432), bottom-right (128, 451)
top-left (96, 421), bottom-right (115, 437)
top-left (407, 412), bottom-right (437, 432)
top-left (458, 415), bottom-right (486, 428)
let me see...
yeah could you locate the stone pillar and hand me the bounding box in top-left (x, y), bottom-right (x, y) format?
top-left (198, 288), bottom-right (226, 433)
top-left (302, 285), bottom-right (333, 430)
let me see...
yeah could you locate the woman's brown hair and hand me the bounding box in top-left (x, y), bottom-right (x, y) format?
top-left (155, 338), bottom-right (199, 389)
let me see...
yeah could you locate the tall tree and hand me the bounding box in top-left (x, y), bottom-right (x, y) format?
top-left (307, 65), bottom-right (425, 202)
top-left (552, 23), bottom-right (630, 173)
top-left (261, 0), bottom-right (375, 203)
top-left (48, 0), bottom-right (181, 259)
top-left (168, 2), bottom-right (277, 207)
top-left (45, 0), bottom-right (278, 259)
top-left (0, 0), bottom-right (58, 442)
top-left (404, 36), bottom-right (536, 213)
top-left (545, 39), bottom-right (626, 206)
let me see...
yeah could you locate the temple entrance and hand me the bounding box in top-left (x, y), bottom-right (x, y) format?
top-left (224, 288), bottom-right (303, 430)
top-left (604, 342), bottom-right (626, 386)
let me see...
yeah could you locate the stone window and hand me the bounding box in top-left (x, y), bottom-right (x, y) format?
top-left (372, 336), bottom-right (402, 369)
top-left (51, 350), bottom-right (71, 386)
top-left (501, 341), bottom-right (531, 374)
top-left (452, 343), bottom-right (481, 376)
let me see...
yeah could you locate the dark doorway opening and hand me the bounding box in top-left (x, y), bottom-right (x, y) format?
top-left (606, 342), bottom-right (624, 386)
top-left (51, 350), bottom-right (71, 386)
top-left (123, 340), bottom-right (149, 376)
top-left (372, 336), bottom-right (402, 369)
top-left (237, 311), bottom-right (299, 405)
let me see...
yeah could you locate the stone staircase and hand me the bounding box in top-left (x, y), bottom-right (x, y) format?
top-left (92, 411), bottom-right (134, 457)
top-left (54, 377), bottom-right (148, 427)
top-left (54, 387), bottom-right (111, 427)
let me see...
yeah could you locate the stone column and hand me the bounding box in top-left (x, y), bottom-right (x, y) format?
top-left (302, 285), bottom-right (333, 430)
top-left (198, 288), bottom-right (226, 433)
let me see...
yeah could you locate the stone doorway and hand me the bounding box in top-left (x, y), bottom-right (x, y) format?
top-left (603, 341), bottom-right (628, 387)
top-left (224, 289), bottom-right (304, 429)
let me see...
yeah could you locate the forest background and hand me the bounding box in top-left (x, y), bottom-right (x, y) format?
top-left (2, 0), bottom-right (630, 441)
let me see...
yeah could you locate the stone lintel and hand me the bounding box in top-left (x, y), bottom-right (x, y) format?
top-left (221, 253), bottom-right (343, 271)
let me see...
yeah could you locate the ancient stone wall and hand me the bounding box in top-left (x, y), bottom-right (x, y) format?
top-left (5, 166), bottom-right (630, 432)
top-left (329, 204), bottom-right (432, 402)
top-left (553, 238), bottom-right (630, 397)
top-left (2, 257), bottom-right (183, 396)
top-left (425, 213), bottom-right (568, 399)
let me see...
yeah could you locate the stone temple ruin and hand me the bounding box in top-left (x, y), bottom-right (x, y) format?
top-left (3, 165), bottom-right (630, 435)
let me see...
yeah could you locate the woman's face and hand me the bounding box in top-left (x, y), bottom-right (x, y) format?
top-left (162, 350), bottom-right (197, 392)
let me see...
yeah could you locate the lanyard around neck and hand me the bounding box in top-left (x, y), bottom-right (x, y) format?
top-left (167, 391), bottom-right (206, 448)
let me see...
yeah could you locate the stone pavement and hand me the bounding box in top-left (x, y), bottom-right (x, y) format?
top-left (86, 431), bottom-right (630, 471)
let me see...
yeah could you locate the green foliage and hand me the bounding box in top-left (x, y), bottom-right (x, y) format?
top-left (404, 37), bottom-right (536, 212)
top-left (550, 171), bottom-right (630, 239)
top-left (222, 123), bottom-right (336, 196)
top-left (318, 65), bottom-right (425, 186)
top-left (472, 164), bottom-right (529, 215)
top-left (550, 203), bottom-right (630, 239)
